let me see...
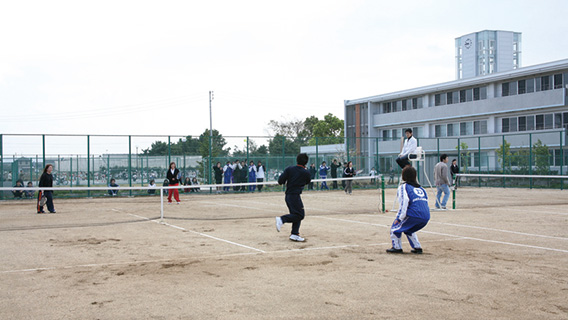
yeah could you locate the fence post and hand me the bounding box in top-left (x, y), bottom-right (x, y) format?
top-left (529, 133), bottom-right (533, 189)
top-left (478, 136), bottom-right (481, 188)
top-left (87, 135), bottom-right (90, 197)
top-left (168, 136), bottom-right (171, 165)
top-left (0, 134), bottom-right (3, 200)
top-left (129, 135), bottom-right (132, 197)
top-left (502, 135), bottom-right (506, 188)
top-left (560, 131), bottom-right (564, 190)
top-left (315, 137), bottom-right (319, 186)
top-left (452, 187), bottom-right (456, 209)
top-left (42, 134), bottom-right (46, 170)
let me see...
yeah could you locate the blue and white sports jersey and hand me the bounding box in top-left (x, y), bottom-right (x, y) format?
top-left (396, 183), bottom-right (430, 221)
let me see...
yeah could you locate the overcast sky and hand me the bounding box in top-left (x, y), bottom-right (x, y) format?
top-left (1, 0), bottom-right (567, 154)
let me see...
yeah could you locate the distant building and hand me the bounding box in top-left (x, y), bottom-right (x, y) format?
top-left (456, 30), bottom-right (522, 79)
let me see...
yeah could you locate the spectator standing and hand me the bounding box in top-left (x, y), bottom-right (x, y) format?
top-left (37, 164), bottom-right (56, 214)
top-left (308, 163), bottom-right (316, 190)
top-left (319, 161), bottom-right (330, 190)
top-left (256, 161), bottom-right (266, 192)
top-left (248, 161), bottom-right (257, 191)
top-left (330, 159), bottom-right (342, 189)
top-left (344, 161), bottom-right (356, 195)
top-left (167, 162), bottom-right (181, 204)
top-left (434, 154), bottom-right (451, 210)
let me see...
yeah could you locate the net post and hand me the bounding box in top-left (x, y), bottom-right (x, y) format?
top-left (381, 175), bottom-right (385, 213)
top-left (160, 187), bottom-right (164, 222)
top-left (452, 186), bottom-right (456, 209)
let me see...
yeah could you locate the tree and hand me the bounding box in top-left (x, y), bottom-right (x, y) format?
top-left (533, 139), bottom-right (550, 175)
top-left (308, 113), bottom-right (344, 145)
top-left (495, 140), bottom-right (512, 172)
top-left (456, 142), bottom-right (470, 173)
top-left (268, 134), bottom-right (302, 156)
top-left (198, 129), bottom-right (229, 158)
top-left (142, 141), bottom-right (168, 155)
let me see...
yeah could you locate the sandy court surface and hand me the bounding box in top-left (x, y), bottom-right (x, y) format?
top-left (1, 187), bottom-right (567, 319)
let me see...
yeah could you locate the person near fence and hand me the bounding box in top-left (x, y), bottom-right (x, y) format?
top-left (256, 161), bottom-right (266, 192)
top-left (370, 167), bottom-right (377, 184)
top-left (395, 128), bottom-right (417, 169)
top-left (213, 162), bottom-right (223, 192)
top-left (308, 163), bottom-right (316, 190)
top-left (12, 180), bottom-right (24, 198)
top-left (108, 178), bottom-right (119, 196)
top-left (191, 177), bottom-right (201, 192)
top-left (387, 166), bottom-right (430, 254)
top-left (223, 161), bottom-right (234, 191)
top-left (233, 160), bottom-right (242, 192)
top-left (25, 181), bottom-right (35, 198)
top-left (239, 160), bottom-right (248, 191)
top-left (275, 153), bottom-right (311, 242)
top-left (434, 154), bottom-right (451, 210)
top-left (148, 179), bottom-right (157, 195)
top-left (450, 159), bottom-right (460, 189)
top-left (183, 177), bottom-right (192, 193)
top-left (344, 161), bottom-right (356, 195)
top-left (319, 161), bottom-right (330, 190)
top-left (248, 161), bottom-right (257, 192)
top-left (167, 162), bottom-right (181, 204)
top-left (331, 159), bottom-right (342, 189)
top-left (37, 164), bottom-right (56, 214)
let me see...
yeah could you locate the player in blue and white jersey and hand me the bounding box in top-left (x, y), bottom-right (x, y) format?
top-left (386, 166), bottom-right (430, 254)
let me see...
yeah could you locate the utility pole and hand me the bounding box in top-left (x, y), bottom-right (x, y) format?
top-left (209, 91), bottom-right (214, 189)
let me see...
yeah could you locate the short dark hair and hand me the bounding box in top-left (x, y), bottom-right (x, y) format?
top-left (440, 154), bottom-right (448, 161)
top-left (452, 159), bottom-right (457, 162)
top-left (405, 128), bottom-right (412, 134)
top-left (296, 153), bottom-right (309, 166)
top-left (401, 166), bottom-right (417, 183)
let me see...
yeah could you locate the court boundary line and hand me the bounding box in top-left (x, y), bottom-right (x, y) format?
top-left (0, 238), bottom-right (466, 274)
top-left (315, 216), bottom-right (568, 253)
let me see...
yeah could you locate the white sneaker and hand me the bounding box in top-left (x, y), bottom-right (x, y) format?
top-left (176, 201), bottom-right (181, 205)
top-left (289, 234), bottom-right (305, 242)
top-left (275, 217), bottom-right (283, 232)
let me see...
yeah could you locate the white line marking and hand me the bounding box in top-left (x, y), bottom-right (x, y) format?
top-left (126, 213), bottom-right (266, 253)
top-left (0, 238), bottom-right (465, 274)
top-left (315, 216), bottom-right (568, 253)
top-left (359, 214), bottom-right (568, 241)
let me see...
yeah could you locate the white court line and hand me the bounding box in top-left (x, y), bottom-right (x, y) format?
top-left (485, 207), bottom-right (568, 216)
top-left (126, 213), bottom-right (266, 253)
top-left (315, 216), bottom-right (568, 253)
top-left (0, 238), bottom-right (465, 274)
top-left (360, 214), bottom-right (568, 241)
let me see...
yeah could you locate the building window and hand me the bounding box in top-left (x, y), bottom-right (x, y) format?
top-left (502, 118), bottom-right (510, 133)
top-left (383, 102), bottom-right (391, 114)
top-left (402, 100), bottom-right (408, 111)
top-left (473, 88), bottom-right (480, 100)
top-left (518, 80), bottom-right (526, 94)
top-left (545, 114), bottom-right (553, 129)
top-left (473, 120), bottom-right (487, 134)
top-left (535, 77), bottom-right (542, 91)
top-left (435, 94), bottom-right (441, 106)
top-left (509, 81), bottom-right (517, 95)
top-left (518, 116), bottom-right (526, 131)
top-left (459, 90), bottom-right (466, 102)
top-left (526, 78), bottom-right (535, 93)
top-left (509, 117), bottom-right (518, 132)
top-left (446, 92), bottom-right (453, 104)
top-left (555, 113), bottom-right (563, 129)
top-left (466, 89), bottom-right (473, 102)
top-left (526, 115), bottom-right (535, 131)
top-left (392, 129), bottom-right (400, 139)
top-left (541, 76), bottom-right (551, 91)
top-left (480, 86), bottom-right (487, 99)
top-left (502, 83), bottom-right (510, 96)
top-left (554, 74), bottom-right (563, 89)
top-left (536, 115), bottom-right (544, 130)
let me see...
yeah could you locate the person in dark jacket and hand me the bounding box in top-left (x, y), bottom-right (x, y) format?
top-left (308, 163), bottom-right (316, 190)
top-left (274, 153), bottom-right (312, 242)
top-left (330, 159), bottom-right (342, 189)
top-left (450, 159), bottom-right (460, 189)
top-left (213, 162), bottom-right (223, 192)
top-left (343, 161), bottom-right (356, 195)
top-left (167, 162), bottom-right (181, 204)
top-left (37, 164), bottom-right (56, 213)
top-left (108, 178), bottom-right (119, 196)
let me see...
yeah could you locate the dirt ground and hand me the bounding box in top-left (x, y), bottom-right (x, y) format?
top-left (0, 187), bottom-right (567, 319)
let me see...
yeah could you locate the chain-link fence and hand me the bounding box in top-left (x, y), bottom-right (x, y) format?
top-left (1, 130), bottom-right (566, 199)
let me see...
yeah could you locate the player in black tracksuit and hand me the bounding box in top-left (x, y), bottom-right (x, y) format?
top-left (38, 164), bottom-right (55, 213)
top-left (275, 153), bottom-right (311, 242)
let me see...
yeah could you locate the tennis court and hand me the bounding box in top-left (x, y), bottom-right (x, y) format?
top-left (1, 186), bottom-right (567, 319)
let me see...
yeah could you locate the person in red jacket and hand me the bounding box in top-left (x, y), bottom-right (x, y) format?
top-left (166, 162), bottom-right (181, 204)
